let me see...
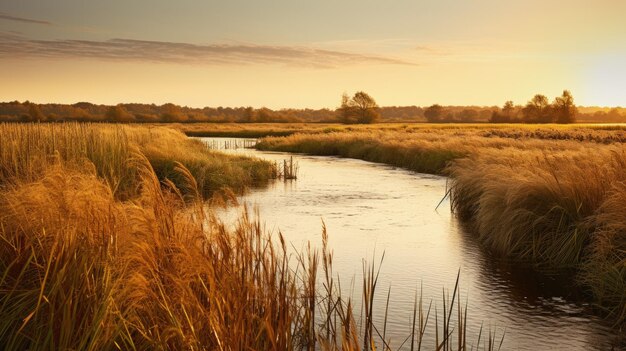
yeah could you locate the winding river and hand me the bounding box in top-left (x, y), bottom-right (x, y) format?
top-left (202, 137), bottom-right (620, 350)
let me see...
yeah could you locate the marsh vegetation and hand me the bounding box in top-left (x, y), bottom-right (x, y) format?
top-left (255, 127), bottom-right (626, 329)
top-left (0, 123), bottom-right (510, 350)
top-left (0, 122), bottom-right (623, 350)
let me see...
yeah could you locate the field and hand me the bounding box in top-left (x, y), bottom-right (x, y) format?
top-left (169, 122), bottom-right (626, 139)
top-left (0, 123), bottom-right (505, 350)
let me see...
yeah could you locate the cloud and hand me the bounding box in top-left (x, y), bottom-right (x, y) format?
top-left (0, 12), bottom-right (52, 25)
top-left (414, 46), bottom-right (434, 52)
top-left (0, 34), bottom-right (416, 68)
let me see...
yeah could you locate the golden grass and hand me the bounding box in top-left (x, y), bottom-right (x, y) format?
top-left (586, 182), bottom-right (626, 324)
top-left (0, 123), bottom-right (504, 350)
top-left (0, 158), bottom-right (303, 349)
top-left (256, 128), bottom-right (601, 175)
top-left (0, 123), bottom-right (277, 199)
top-left (0, 162), bottom-right (503, 350)
top-left (449, 147), bottom-right (626, 328)
top-left (169, 121), bottom-right (626, 139)
top-left (256, 128), bottom-right (626, 327)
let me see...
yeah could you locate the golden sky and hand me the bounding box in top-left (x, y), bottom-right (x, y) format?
top-left (1, 0), bottom-right (624, 108)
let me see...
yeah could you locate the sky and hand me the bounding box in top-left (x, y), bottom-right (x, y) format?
top-left (0, 0), bottom-right (625, 108)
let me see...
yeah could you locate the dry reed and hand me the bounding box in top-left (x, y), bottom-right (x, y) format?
top-left (0, 122), bottom-right (277, 199)
top-left (0, 123), bottom-right (505, 350)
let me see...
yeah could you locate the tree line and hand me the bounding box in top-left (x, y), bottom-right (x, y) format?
top-left (489, 90), bottom-right (578, 123)
top-left (421, 90), bottom-right (580, 124)
top-left (0, 90), bottom-right (623, 124)
top-left (0, 102), bottom-right (334, 123)
top-left (338, 90), bottom-right (623, 124)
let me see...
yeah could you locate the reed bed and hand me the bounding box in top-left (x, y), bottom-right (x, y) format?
top-left (0, 122), bottom-right (508, 350)
top-left (172, 121), bottom-right (626, 140)
top-left (450, 147), bottom-right (626, 328)
top-left (256, 129), bottom-right (597, 175)
top-left (257, 131), bottom-right (464, 175)
top-left (256, 129), bottom-right (626, 328)
top-left (0, 138), bottom-right (503, 350)
top-left (0, 123), bottom-right (277, 199)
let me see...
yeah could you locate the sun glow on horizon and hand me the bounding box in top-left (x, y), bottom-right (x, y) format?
top-left (0, 0), bottom-right (625, 107)
top-left (583, 52), bottom-right (626, 107)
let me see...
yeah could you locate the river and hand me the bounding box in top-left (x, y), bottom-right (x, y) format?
top-left (202, 137), bottom-right (620, 350)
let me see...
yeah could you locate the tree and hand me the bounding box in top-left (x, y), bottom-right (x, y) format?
top-left (552, 90), bottom-right (577, 124)
top-left (607, 108), bottom-right (622, 121)
top-left (490, 100), bottom-right (516, 123)
top-left (502, 100), bottom-right (515, 118)
top-left (338, 93), bottom-right (355, 124)
top-left (424, 104), bottom-right (444, 123)
top-left (256, 108), bottom-right (273, 122)
top-left (338, 91), bottom-right (380, 124)
top-left (27, 103), bottom-right (46, 122)
top-left (106, 104), bottom-right (134, 122)
top-left (160, 103), bottom-right (187, 122)
top-left (241, 107), bottom-right (256, 123)
top-left (523, 94), bottom-right (550, 123)
top-left (458, 108), bottom-right (478, 122)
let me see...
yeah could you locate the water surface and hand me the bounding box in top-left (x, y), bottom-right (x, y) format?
top-left (203, 137), bottom-right (620, 350)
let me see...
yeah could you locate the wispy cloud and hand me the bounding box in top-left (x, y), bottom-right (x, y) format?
top-left (0, 12), bottom-right (52, 25)
top-left (0, 33), bottom-right (416, 68)
top-left (408, 40), bottom-right (549, 63)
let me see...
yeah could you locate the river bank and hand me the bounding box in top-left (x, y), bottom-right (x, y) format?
top-left (254, 129), bottom-right (626, 329)
top-left (0, 123), bottom-right (502, 350)
top-left (205, 137), bottom-right (621, 349)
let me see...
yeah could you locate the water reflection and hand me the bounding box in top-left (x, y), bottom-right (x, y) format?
top-left (202, 138), bottom-right (620, 350)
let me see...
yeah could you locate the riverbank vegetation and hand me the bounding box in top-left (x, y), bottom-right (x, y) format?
top-left (0, 123), bottom-right (277, 199)
top-left (256, 127), bottom-right (626, 327)
top-left (173, 121), bottom-right (626, 139)
top-left (255, 126), bottom-right (626, 173)
top-left (0, 122), bottom-right (504, 350)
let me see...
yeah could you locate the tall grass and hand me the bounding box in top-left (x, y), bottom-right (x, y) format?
top-left (0, 123), bottom-right (277, 199)
top-left (0, 157), bottom-right (296, 349)
top-left (449, 148), bottom-right (620, 262)
top-left (256, 129), bottom-right (596, 175)
top-left (257, 131), bottom-right (468, 175)
top-left (585, 181), bottom-right (626, 324)
top-left (0, 123), bottom-right (505, 350)
top-left (448, 148), bottom-right (626, 326)
top-left (175, 121), bottom-right (626, 141)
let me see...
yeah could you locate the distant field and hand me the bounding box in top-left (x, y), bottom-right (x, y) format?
top-left (166, 122), bottom-right (626, 139)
